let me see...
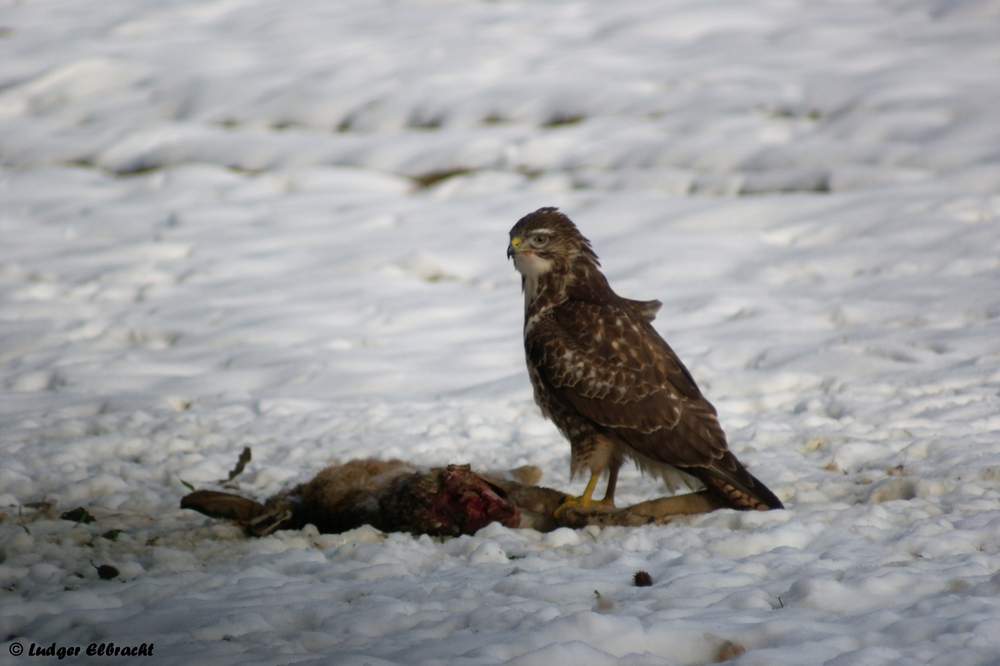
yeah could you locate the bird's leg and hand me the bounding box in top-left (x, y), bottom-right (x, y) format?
top-left (552, 472), bottom-right (598, 520)
top-left (598, 464), bottom-right (618, 507)
top-left (579, 470), bottom-right (601, 506)
top-left (554, 436), bottom-right (619, 519)
top-left (554, 465), bottom-right (617, 520)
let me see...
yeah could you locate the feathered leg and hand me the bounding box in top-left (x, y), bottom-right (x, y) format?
top-left (555, 453), bottom-right (619, 518)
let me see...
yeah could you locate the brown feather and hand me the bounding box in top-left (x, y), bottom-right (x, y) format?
top-left (510, 208), bottom-right (783, 510)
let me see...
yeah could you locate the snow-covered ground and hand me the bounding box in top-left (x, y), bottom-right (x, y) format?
top-left (3, 0), bottom-right (1000, 663)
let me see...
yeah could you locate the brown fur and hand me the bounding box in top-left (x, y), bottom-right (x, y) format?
top-left (182, 458), bottom-right (733, 537)
top-left (180, 490), bottom-right (265, 523)
top-left (292, 459), bottom-right (418, 534)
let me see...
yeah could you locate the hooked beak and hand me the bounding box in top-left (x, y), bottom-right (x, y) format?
top-left (507, 235), bottom-right (521, 260)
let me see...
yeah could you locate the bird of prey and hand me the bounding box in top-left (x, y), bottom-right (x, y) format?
top-left (507, 207), bottom-right (783, 512)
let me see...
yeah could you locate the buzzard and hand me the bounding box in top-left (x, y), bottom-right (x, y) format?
top-left (507, 207), bottom-right (783, 512)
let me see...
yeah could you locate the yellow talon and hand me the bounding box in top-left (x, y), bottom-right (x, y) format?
top-left (553, 470), bottom-right (616, 519)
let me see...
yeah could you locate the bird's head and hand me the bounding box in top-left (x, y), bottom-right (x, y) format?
top-left (507, 207), bottom-right (599, 282)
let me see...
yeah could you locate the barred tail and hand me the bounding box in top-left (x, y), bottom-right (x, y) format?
top-left (685, 456), bottom-right (784, 511)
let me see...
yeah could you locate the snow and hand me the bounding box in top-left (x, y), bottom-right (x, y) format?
top-left (2, 0), bottom-right (1000, 663)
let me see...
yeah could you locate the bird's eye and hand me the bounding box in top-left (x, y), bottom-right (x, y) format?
top-left (533, 235), bottom-right (548, 245)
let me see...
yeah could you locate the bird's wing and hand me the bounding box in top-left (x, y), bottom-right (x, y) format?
top-left (527, 300), bottom-right (783, 509)
top-left (622, 298), bottom-right (662, 321)
top-left (526, 300), bottom-right (726, 464)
